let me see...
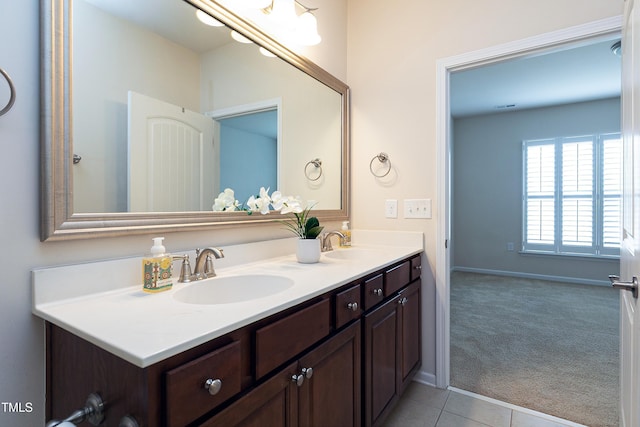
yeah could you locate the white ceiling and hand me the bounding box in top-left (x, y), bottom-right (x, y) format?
top-left (449, 38), bottom-right (622, 118)
top-left (83, 0), bottom-right (232, 53)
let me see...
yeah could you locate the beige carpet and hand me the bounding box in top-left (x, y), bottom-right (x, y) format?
top-left (450, 271), bottom-right (619, 427)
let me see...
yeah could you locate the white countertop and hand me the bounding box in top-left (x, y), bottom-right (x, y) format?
top-left (32, 230), bottom-right (423, 368)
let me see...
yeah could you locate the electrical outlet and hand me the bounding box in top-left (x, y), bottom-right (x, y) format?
top-left (385, 199), bottom-right (398, 218)
top-left (507, 242), bottom-right (515, 252)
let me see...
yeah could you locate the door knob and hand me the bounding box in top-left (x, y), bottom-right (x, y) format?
top-left (608, 275), bottom-right (639, 298)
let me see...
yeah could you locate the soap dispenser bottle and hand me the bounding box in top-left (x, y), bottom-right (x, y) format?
top-left (340, 221), bottom-right (352, 247)
top-left (142, 237), bottom-right (173, 293)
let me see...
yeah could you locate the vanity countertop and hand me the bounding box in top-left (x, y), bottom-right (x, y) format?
top-left (33, 230), bottom-right (423, 368)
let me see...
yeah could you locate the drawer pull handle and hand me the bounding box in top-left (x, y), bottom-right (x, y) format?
top-left (292, 374), bottom-right (305, 386)
top-left (204, 378), bottom-right (223, 396)
top-left (414, 265), bottom-right (422, 270)
top-left (373, 288), bottom-right (383, 297)
top-left (302, 367), bottom-right (314, 379)
top-left (347, 302), bottom-right (358, 311)
top-left (398, 297), bottom-right (408, 306)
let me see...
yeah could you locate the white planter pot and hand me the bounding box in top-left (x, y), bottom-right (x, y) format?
top-left (296, 238), bottom-right (321, 263)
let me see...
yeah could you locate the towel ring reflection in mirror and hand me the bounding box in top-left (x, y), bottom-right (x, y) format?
top-left (0, 68), bottom-right (16, 117)
top-left (304, 158), bottom-right (323, 181)
top-left (370, 152), bottom-right (391, 177)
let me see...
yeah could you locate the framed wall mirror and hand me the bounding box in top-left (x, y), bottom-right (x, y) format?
top-left (41, 0), bottom-right (350, 241)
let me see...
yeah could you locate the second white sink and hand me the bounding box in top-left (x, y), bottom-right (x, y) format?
top-left (173, 274), bottom-right (294, 305)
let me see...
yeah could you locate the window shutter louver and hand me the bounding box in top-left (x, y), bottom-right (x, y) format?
top-left (523, 133), bottom-right (620, 257)
top-left (561, 140), bottom-right (593, 247)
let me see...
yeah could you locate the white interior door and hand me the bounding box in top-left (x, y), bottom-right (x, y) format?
top-left (128, 91), bottom-right (217, 212)
top-left (618, 1), bottom-right (640, 425)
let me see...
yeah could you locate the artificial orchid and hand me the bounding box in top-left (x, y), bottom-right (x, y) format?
top-left (212, 187), bottom-right (322, 239)
top-left (212, 188), bottom-right (240, 211)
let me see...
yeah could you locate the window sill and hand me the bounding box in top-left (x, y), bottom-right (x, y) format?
top-left (520, 250), bottom-right (619, 261)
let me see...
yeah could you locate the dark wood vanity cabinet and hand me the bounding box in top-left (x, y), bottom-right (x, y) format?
top-left (203, 321), bottom-right (361, 427)
top-left (364, 263), bottom-right (422, 427)
top-left (45, 254), bottom-right (422, 427)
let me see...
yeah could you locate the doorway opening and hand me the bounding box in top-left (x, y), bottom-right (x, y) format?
top-left (207, 99), bottom-right (281, 204)
top-left (435, 15), bottom-right (622, 424)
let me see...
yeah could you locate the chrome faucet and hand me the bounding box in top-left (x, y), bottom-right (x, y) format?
top-left (321, 231), bottom-right (345, 252)
top-left (193, 247), bottom-right (225, 280)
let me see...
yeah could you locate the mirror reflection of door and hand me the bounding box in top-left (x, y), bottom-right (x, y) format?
top-left (216, 109), bottom-right (278, 205)
top-left (128, 91), bottom-right (216, 212)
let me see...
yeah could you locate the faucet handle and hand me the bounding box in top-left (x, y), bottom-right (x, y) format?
top-left (172, 254), bottom-right (193, 283)
top-left (204, 254), bottom-right (216, 278)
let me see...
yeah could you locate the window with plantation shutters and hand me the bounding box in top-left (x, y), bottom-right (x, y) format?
top-left (523, 133), bottom-right (621, 257)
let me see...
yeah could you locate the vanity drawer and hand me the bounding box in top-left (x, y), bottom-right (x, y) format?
top-left (385, 261), bottom-right (411, 295)
top-left (335, 283), bottom-right (362, 328)
top-left (255, 298), bottom-right (331, 379)
top-left (165, 340), bottom-right (241, 427)
top-left (410, 255), bottom-right (422, 282)
top-left (363, 273), bottom-right (385, 310)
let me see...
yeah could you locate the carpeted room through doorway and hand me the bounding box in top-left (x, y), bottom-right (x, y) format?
top-left (450, 271), bottom-right (619, 427)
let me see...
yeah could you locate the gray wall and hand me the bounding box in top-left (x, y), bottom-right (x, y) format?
top-left (452, 98), bottom-right (621, 284)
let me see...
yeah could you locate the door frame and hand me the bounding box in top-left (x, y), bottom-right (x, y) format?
top-left (434, 16), bottom-right (622, 389)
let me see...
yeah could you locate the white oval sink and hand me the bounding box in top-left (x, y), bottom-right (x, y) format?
top-left (323, 248), bottom-right (375, 260)
top-left (173, 274), bottom-right (294, 305)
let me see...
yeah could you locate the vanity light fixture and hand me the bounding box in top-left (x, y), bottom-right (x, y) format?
top-left (252, 0), bottom-right (322, 47)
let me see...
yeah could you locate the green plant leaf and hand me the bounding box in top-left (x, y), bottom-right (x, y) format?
top-left (305, 216), bottom-right (320, 232)
top-left (305, 225), bottom-right (324, 239)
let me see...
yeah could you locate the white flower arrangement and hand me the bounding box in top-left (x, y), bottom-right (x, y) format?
top-left (212, 187), bottom-right (323, 239)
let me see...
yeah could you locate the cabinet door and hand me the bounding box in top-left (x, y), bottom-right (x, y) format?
top-left (200, 362), bottom-right (298, 427)
top-left (398, 280), bottom-right (421, 394)
top-left (298, 321), bottom-right (361, 427)
top-left (363, 298), bottom-right (399, 427)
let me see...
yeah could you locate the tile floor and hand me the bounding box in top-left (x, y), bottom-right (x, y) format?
top-left (382, 382), bottom-right (587, 427)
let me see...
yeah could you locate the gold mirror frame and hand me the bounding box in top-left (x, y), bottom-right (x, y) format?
top-left (40, 0), bottom-right (350, 241)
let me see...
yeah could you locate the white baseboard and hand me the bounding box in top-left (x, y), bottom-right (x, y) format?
top-left (413, 369), bottom-right (437, 388)
top-left (451, 266), bottom-right (611, 287)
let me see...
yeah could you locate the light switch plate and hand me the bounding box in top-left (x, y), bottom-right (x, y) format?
top-left (385, 199), bottom-right (398, 218)
top-left (404, 199), bottom-right (432, 219)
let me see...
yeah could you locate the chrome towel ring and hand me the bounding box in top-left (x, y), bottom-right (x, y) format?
top-left (304, 158), bottom-right (323, 181)
top-left (0, 68), bottom-right (15, 117)
top-left (370, 152), bottom-right (391, 177)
